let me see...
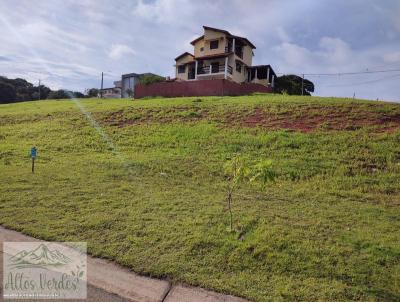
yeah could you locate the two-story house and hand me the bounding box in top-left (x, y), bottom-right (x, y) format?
top-left (175, 26), bottom-right (276, 87)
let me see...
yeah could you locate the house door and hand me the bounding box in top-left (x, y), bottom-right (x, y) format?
top-left (188, 64), bottom-right (195, 79)
top-left (211, 62), bottom-right (219, 73)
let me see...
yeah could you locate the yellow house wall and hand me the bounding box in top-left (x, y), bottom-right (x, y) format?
top-left (175, 54), bottom-right (194, 80)
top-left (193, 39), bottom-right (205, 57)
top-left (252, 78), bottom-right (269, 86)
top-left (193, 29), bottom-right (228, 58)
top-left (240, 45), bottom-right (253, 66)
top-left (176, 65), bottom-right (188, 81)
top-left (228, 55), bottom-right (247, 83)
top-left (204, 28), bottom-right (225, 41)
top-left (176, 54), bottom-right (194, 65)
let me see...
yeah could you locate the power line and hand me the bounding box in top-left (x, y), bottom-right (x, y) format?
top-left (276, 68), bottom-right (400, 77)
top-left (320, 73), bottom-right (400, 88)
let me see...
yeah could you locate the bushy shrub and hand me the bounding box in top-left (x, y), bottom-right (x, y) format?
top-left (138, 74), bottom-right (165, 86)
top-left (0, 81), bottom-right (16, 103)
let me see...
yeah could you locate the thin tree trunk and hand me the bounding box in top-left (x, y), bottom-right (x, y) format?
top-left (227, 187), bottom-right (233, 232)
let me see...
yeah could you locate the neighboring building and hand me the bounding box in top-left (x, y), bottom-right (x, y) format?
top-left (121, 73), bottom-right (160, 98)
top-left (121, 73), bottom-right (140, 98)
top-left (99, 86), bottom-right (121, 98)
top-left (114, 80), bottom-right (122, 89)
top-left (175, 26), bottom-right (276, 87)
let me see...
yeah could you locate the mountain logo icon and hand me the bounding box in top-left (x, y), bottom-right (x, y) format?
top-left (8, 243), bottom-right (71, 269)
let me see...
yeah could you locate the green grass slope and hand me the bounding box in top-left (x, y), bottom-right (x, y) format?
top-left (1, 95), bottom-right (399, 301)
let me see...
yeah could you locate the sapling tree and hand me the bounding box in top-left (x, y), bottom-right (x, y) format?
top-left (224, 156), bottom-right (248, 232)
top-left (126, 89), bottom-right (133, 98)
top-left (249, 160), bottom-right (276, 188)
top-left (224, 156), bottom-right (276, 232)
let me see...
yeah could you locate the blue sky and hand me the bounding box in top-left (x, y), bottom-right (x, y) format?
top-left (0, 0), bottom-right (399, 101)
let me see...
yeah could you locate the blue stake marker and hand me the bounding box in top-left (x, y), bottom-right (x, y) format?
top-left (31, 147), bottom-right (37, 173)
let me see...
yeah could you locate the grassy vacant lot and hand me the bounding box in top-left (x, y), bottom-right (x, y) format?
top-left (1, 95), bottom-right (399, 301)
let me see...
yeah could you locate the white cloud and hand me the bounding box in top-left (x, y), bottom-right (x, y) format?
top-left (276, 27), bottom-right (291, 42)
top-left (272, 36), bottom-right (400, 100)
top-left (318, 37), bottom-right (352, 64)
top-left (274, 42), bottom-right (311, 67)
top-left (391, 3), bottom-right (400, 32)
top-left (132, 0), bottom-right (189, 24)
top-left (108, 44), bottom-right (136, 60)
top-left (383, 52), bottom-right (400, 63)
top-left (274, 37), bottom-right (357, 74)
top-left (0, 0), bottom-right (399, 101)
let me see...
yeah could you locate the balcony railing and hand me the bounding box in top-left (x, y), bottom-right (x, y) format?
top-left (197, 65), bottom-right (233, 75)
top-left (224, 45), bottom-right (243, 59)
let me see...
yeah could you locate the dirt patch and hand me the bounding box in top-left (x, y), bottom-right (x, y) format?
top-left (238, 107), bottom-right (400, 133)
top-left (98, 107), bottom-right (208, 128)
top-left (99, 104), bottom-right (400, 133)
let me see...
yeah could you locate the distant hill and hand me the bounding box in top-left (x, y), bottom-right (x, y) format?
top-left (0, 76), bottom-right (86, 104)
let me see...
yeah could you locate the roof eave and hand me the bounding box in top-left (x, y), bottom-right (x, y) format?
top-left (175, 52), bottom-right (194, 61)
top-left (190, 35), bottom-right (204, 45)
top-left (229, 35), bottom-right (256, 49)
top-left (202, 25), bottom-right (231, 36)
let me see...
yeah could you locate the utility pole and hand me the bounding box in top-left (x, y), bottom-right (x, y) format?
top-left (301, 74), bottom-right (304, 96)
top-left (100, 72), bottom-right (104, 98)
top-left (38, 79), bottom-right (41, 100)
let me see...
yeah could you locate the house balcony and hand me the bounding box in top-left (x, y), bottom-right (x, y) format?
top-left (224, 46), bottom-right (243, 59)
top-left (197, 64), bottom-right (233, 76)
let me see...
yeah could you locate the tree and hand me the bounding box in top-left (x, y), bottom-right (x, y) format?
top-left (0, 76), bottom-right (51, 102)
top-left (0, 81), bottom-right (16, 103)
top-left (30, 85), bottom-right (51, 100)
top-left (47, 90), bottom-right (71, 99)
top-left (36, 85), bottom-right (51, 100)
top-left (87, 88), bottom-right (99, 98)
top-left (73, 91), bottom-right (85, 98)
top-left (224, 156), bottom-right (248, 232)
top-left (0, 75), bottom-right (88, 102)
top-left (47, 90), bottom-right (84, 99)
top-left (138, 74), bottom-right (165, 86)
top-left (125, 88), bottom-right (133, 97)
top-left (0, 77), bottom-right (31, 101)
top-left (274, 75), bottom-right (314, 96)
top-left (224, 156), bottom-right (276, 232)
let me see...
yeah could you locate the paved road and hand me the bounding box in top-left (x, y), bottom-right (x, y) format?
top-left (0, 233), bottom-right (131, 302)
top-left (1, 226), bottom-right (248, 302)
top-left (0, 254), bottom-right (131, 302)
top-left (2, 285), bottom-right (131, 302)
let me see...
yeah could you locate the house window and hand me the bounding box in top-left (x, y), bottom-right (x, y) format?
top-left (236, 62), bottom-right (242, 73)
top-left (200, 47), bottom-right (204, 52)
top-left (178, 65), bottom-right (186, 73)
top-left (210, 40), bottom-right (219, 50)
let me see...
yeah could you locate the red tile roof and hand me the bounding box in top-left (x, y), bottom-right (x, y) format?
top-left (189, 26), bottom-right (256, 49)
top-left (175, 52), bottom-right (194, 61)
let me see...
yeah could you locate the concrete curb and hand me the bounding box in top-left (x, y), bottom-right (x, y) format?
top-left (0, 226), bottom-right (248, 302)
